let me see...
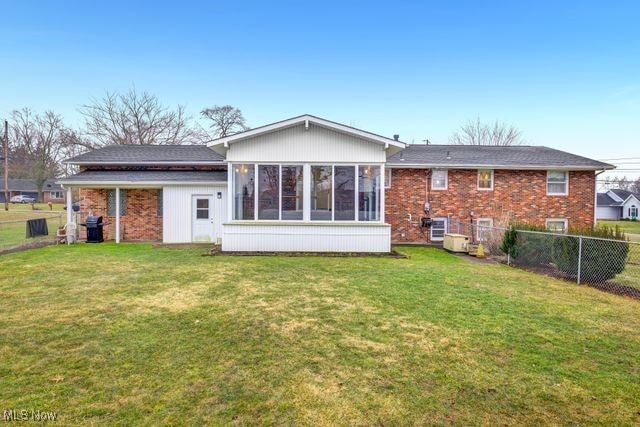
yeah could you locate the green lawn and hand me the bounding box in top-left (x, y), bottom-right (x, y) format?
top-left (1, 245), bottom-right (639, 425)
top-left (0, 211), bottom-right (64, 251)
top-left (599, 219), bottom-right (640, 236)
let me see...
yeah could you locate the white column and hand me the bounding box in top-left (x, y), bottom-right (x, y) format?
top-left (115, 187), bottom-right (120, 243)
top-left (380, 164), bottom-right (385, 223)
top-left (303, 164), bottom-right (311, 221)
top-left (66, 187), bottom-right (73, 225)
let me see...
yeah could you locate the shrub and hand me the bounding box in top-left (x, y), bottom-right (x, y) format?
top-left (552, 226), bottom-right (629, 283)
top-left (500, 223), bottom-right (552, 267)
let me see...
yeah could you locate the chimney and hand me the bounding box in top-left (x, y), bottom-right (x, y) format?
top-left (393, 134), bottom-right (400, 141)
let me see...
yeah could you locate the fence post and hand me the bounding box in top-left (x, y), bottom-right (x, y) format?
top-left (577, 236), bottom-right (582, 285)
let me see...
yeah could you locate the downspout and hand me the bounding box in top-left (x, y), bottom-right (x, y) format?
top-left (594, 170), bottom-right (605, 228)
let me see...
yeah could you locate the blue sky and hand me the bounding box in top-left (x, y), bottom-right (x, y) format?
top-left (1, 1), bottom-right (639, 179)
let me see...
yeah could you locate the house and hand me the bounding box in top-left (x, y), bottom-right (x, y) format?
top-left (596, 189), bottom-right (640, 220)
top-left (58, 114), bottom-right (613, 252)
top-left (0, 179), bottom-right (66, 203)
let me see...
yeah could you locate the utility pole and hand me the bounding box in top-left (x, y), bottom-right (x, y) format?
top-left (3, 120), bottom-right (8, 211)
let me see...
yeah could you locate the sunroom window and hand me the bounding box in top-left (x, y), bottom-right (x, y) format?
top-left (233, 163), bottom-right (383, 222)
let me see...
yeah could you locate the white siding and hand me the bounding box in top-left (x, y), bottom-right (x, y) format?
top-left (222, 223), bottom-right (391, 252)
top-left (226, 123), bottom-right (386, 163)
top-left (622, 196), bottom-right (640, 219)
top-left (163, 185), bottom-right (227, 243)
top-left (596, 206), bottom-right (620, 220)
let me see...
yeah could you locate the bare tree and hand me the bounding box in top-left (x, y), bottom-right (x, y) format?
top-left (450, 118), bottom-right (524, 146)
top-left (10, 108), bottom-right (71, 201)
top-left (79, 88), bottom-right (204, 147)
top-left (201, 105), bottom-right (248, 139)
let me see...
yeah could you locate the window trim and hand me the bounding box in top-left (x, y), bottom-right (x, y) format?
top-left (384, 168), bottom-right (392, 189)
top-left (476, 218), bottom-right (493, 242)
top-left (477, 169), bottom-right (494, 191)
top-left (545, 218), bottom-right (568, 233)
top-left (50, 191), bottom-right (63, 199)
top-left (431, 169), bottom-right (448, 190)
top-left (546, 170), bottom-right (569, 196)
top-left (430, 217), bottom-right (447, 242)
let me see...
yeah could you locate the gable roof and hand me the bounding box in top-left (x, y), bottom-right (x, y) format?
top-left (207, 114), bottom-right (407, 155)
top-left (386, 145), bottom-right (614, 170)
top-left (609, 188), bottom-right (640, 203)
top-left (64, 145), bottom-right (225, 165)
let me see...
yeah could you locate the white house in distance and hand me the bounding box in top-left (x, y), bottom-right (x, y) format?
top-left (596, 189), bottom-right (640, 220)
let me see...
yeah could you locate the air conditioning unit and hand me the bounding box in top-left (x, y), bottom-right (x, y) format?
top-left (443, 233), bottom-right (469, 253)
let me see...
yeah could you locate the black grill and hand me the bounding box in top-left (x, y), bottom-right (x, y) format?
top-left (82, 215), bottom-right (104, 243)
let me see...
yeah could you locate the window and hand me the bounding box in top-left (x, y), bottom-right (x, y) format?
top-left (546, 218), bottom-right (568, 233)
top-left (157, 189), bottom-right (163, 217)
top-left (311, 166), bottom-right (333, 220)
top-left (476, 218), bottom-right (493, 242)
top-left (630, 205), bottom-right (638, 218)
top-left (430, 218), bottom-right (447, 241)
top-left (281, 165), bottom-right (304, 220)
top-left (258, 165), bottom-right (279, 220)
top-left (107, 189), bottom-right (127, 216)
top-left (477, 170), bottom-right (493, 190)
top-left (432, 169), bottom-right (447, 190)
top-left (196, 198), bottom-right (209, 219)
top-left (50, 191), bottom-right (63, 199)
top-left (358, 165), bottom-right (381, 221)
top-left (334, 166), bottom-right (356, 220)
top-left (233, 164), bottom-right (255, 220)
top-left (547, 171), bottom-right (568, 195)
top-left (233, 163), bottom-right (383, 223)
top-left (384, 168), bottom-right (392, 188)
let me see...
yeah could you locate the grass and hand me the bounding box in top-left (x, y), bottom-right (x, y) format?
top-left (599, 219), bottom-right (640, 236)
top-left (1, 245), bottom-right (639, 425)
top-left (0, 209), bottom-right (64, 251)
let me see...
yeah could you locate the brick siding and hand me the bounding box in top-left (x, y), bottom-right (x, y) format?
top-left (385, 168), bottom-right (595, 243)
top-left (78, 188), bottom-right (162, 241)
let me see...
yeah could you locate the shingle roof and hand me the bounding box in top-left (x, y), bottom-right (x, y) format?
top-left (0, 179), bottom-right (62, 192)
top-left (609, 188), bottom-right (640, 201)
top-left (597, 193), bottom-right (621, 206)
top-left (64, 145), bottom-right (225, 165)
top-left (386, 145), bottom-right (613, 170)
top-left (57, 170), bottom-right (227, 184)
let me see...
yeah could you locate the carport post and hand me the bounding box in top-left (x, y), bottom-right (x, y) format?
top-left (66, 187), bottom-right (72, 225)
top-left (115, 187), bottom-right (120, 243)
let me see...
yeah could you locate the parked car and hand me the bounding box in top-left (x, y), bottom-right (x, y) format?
top-left (10, 195), bottom-right (37, 204)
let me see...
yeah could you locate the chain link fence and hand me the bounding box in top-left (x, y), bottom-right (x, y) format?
top-left (0, 212), bottom-right (65, 254)
top-left (453, 221), bottom-right (640, 299)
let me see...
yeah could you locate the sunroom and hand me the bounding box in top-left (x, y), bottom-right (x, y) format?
top-left (209, 115), bottom-right (405, 252)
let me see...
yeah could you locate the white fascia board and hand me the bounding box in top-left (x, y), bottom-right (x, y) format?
top-left (207, 114), bottom-right (407, 149)
top-left (385, 163), bottom-right (613, 171)
top-left (606, 190), bottom-right (625, 202)
top-left (62, 160), bottom-right (225, 166)
top-left (56, 180), bottom-right (227, 187)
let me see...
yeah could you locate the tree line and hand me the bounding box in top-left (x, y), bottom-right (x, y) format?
top-left (1, 88), bottom-right (248, 200)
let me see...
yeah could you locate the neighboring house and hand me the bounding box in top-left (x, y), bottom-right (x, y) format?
top-left (58, 114), bottom-right (613, 252)
top-left (596, 189), bottom-right (640, 220)
top-left (0, 179), bottom-right (66, 203)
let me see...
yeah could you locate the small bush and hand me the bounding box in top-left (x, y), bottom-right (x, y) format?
top-left (500, 223), bottom-right (552, 266)
top-left (552, 226), bottom-right (629, 283)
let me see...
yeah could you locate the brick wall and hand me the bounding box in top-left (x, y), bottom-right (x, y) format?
top-left (78, 188), bottom-right (162, 241)
top-left (385, 168), bottom-right (596, 243)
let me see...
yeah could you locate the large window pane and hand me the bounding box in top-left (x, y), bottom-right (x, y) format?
top-left (258, 165), bottom-right (279, 220)
top-left (311, 166), bottom-right (332, 220)
top-left (358, 165), bottom-right (380, 221)
top-left (233, 164), bottom-right (254, 220)
top-left (281, 165), bottom-right (304, 220)
top-left (334, 166), bottom-right (355, 220)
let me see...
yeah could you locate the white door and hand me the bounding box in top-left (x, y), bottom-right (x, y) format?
top-left (430, 218), bottom-right (447, 242)
top-left (192, 195), bottom-right (215, 242)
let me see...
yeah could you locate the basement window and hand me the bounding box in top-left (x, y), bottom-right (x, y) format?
top-left (546, 218), bottom-right (568, 233)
